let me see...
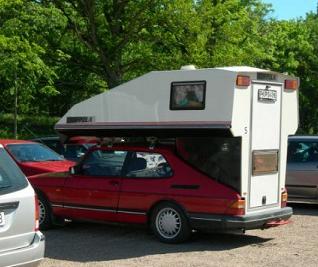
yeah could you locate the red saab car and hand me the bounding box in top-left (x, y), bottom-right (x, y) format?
top-left (28, 141), bottom-right (286, 243)
top-left (1, 139), bottom-right (75, 176)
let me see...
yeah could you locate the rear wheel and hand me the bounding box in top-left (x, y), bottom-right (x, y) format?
top-left (37, 193), bottom-right (53, 230)
top-left (151, 202), bottom-right (191, 243)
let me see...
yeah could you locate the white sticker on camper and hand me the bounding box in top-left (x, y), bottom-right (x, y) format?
top-left (258, 89), bottom-right (277, 103)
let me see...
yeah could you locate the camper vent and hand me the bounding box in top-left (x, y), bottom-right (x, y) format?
top-left (257, 73), bottom-right (277, 81)
top-left (66, 116), bottom-right (95, 123)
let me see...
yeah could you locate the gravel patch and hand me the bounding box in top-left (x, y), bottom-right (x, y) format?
top-left (39, 204), bottom-right (318, 267)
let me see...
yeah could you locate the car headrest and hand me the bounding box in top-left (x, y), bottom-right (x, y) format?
top-left (129, 158), bottom-right (147, 171)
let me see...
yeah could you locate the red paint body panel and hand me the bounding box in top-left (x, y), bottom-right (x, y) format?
top-left (62, 175), bottom-right (121, 221)
top-left (19, 161), bottom-right (74, 176)
top-left (28, 145), bottom-right (241, 226)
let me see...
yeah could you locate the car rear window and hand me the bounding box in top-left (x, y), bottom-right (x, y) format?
top-left (176, 137), bottom-right (241, 192)
top-left (125, 152), bottom-right (173, 178)
top-left (0, 148), bottom-right (28, 195)
top-left (288, 140), bottom-right (318, 163)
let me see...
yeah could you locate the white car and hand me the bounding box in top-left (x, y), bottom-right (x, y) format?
top-left (0, 145), bottom-right (45, 267)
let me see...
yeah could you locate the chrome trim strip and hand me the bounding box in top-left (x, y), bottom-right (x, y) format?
top-left (52, 204), bottom-right (146, 215)
top-left (51, 204), bottom-right (63, 208)
top-left (117, 210), bottom-right (146, 215)
top-left (190, 217), bottom-right (222, 222)
top-left (65, 205), bottom-right (116, 213)
top-left (52, 204), bottom-right (115, 213)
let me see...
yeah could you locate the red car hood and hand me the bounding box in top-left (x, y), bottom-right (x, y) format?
top-left (19, 160), bottom-right (75, 176)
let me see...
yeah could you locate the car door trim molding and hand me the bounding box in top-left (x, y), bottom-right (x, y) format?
top-left (117, 210), bottom-right (147, 215)
top-left (51, 203), bottom-right (146, 215)
top-left (52, 203), bottom-right (116, 213)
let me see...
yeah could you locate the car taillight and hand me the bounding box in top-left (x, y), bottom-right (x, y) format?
top-left (236, 75), bottom-right (251, 87)
top-left (34, 195), bottom-right (40, 231)
top-left (226, 199), bottom-right (245, 215)
top-left (284, 79), bottom-right (298, 90)
top-left (281, 190), bottom-right (288, 208)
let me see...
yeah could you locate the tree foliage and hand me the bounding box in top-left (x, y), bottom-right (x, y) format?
top-left (0, 0), bottom-right (318, 134)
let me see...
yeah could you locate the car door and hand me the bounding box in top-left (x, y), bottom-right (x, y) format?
top-left (118, 151), bottom-right (173, 223)
top-left (62, 148), bottom-right (128, 222)
top-left (286, 140), bottom-right (318, 201)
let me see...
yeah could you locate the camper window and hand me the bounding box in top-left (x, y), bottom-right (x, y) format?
top-left (170, 81), bottom-right (206, 110)
top-left (176, 137), bottom-right (241, 192)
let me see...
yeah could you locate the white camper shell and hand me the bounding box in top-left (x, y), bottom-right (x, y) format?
top-left (56, 66), bottom-right (298, 215)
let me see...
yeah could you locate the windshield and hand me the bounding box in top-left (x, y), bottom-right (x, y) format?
top-left (0, 148), bottom-right (27, 194)
top-left (7, 143), bottom-right (64, 162)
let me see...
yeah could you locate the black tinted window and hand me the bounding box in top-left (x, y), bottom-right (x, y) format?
top-left (176, 137), bottom-right (241, 192)
top-left (63, 144), bottom-right (90, 161)
top-left (0, 148), bottom-right (28, 195)
top-left (81, 150), bottom-right (127, 176)
top-left (125, 152), bottom-right (172, 178)
top-left (288, 141), bottom-right (318, 163)
top-left (42, 140), bottom-right (61, 150)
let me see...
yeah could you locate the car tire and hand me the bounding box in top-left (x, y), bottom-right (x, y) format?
top-left (151, 202), bottom-right (191, 243)
top-left (37, 193), bottom-right (53, 230)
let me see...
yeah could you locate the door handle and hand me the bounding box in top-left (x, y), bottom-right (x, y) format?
top-left (109, 180), bottom-right (119, 186)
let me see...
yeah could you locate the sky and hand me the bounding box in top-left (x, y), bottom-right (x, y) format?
top-left (262, 0), bottom-right (317, 20)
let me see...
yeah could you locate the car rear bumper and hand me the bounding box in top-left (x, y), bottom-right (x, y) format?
top-left (0, 231), bottom-right (45, 267)
top-left (189, 207), bottom-right (293, 231)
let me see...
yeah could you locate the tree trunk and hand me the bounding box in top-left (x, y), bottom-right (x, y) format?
top-left (13, 84), bottom-right (18, 139)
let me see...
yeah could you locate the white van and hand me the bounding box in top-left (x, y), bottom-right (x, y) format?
top-left (0, 145), bottom-right (45, 267)
top-left (55, 66), bottom-right (299, 229)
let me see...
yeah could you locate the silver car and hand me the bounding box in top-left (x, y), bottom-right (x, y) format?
top-left (286, 136), bottom-right (318, 204)
top-left (0, 145), bottom-right (45, 267)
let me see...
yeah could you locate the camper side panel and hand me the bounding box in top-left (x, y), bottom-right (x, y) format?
top-left (57, 69), bottom-right (236, 128)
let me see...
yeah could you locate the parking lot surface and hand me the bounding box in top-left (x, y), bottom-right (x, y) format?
top-left (40, 205), bottom-right (318, 267)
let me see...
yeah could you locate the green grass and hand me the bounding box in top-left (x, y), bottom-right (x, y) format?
top-left (0, 114), bottom-right (59, 139)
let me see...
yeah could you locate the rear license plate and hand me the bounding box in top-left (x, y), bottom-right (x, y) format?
top-left (0, 212), bottom-right (5, 226)
top-left (258, 89), bottom-right (277, 102)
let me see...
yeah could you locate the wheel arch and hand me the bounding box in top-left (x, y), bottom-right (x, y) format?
top-left (34, 188), bottom-right (51, 206)
top-left (147, 199), bottom-right (189, 225)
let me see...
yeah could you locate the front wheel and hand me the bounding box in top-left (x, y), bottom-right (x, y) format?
top-left (151, 202), bottom-right (191, 243)
top-left (37, 193), bottom-right (53, 230)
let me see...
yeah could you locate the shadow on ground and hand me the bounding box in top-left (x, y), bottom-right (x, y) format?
top-left (288, 203), bottom-right (318, 216)
top-left (43, 222), bottom-right (272, 263)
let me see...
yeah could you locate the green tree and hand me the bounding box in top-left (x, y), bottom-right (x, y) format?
top-left (298, 13), bottom-right (318, 133)
top-left (259, 18), bottom-right (316, 133)
top-left (43, 0), bottom-right (204, 88)
top-left (197, 0), bottom-right (271, 67)
top-left (0, 0), bottom-right (63, 136)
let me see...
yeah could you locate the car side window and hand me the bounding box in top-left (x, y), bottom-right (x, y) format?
top-left (288, 141), bottom-right (318, 163)
top-left (64, 144), bottom-right (86, 160)
top-left (81, 149), bottom-right (128, 176)
top-left (125, 152), bottom-right (173, 178)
